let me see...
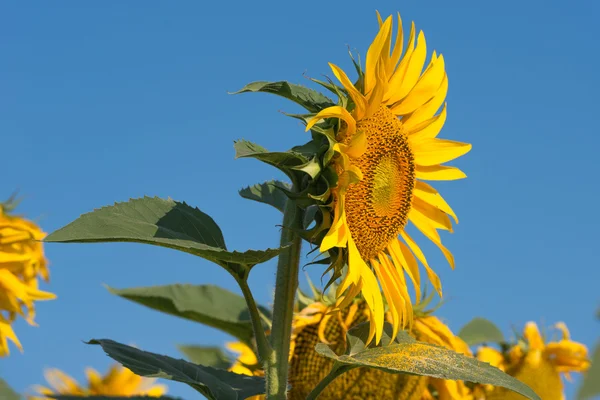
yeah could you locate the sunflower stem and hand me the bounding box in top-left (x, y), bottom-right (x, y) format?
top-left (266, 196), bottom-right (304, 399)
top-left (305, 367), bottom-right (345, 400)
top-left (235, 275), bottom-right (272, 363)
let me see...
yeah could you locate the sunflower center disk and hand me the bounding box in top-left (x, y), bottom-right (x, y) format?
top-left (344, 106), bottom-right (415, 261)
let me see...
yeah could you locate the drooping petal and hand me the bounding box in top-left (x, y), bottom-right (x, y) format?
top-left (388, 239), bottom-right (421, 302)
top-left (409, 210), bottom-right (455, 269)
top-left (412, 196), bottom-right (453, 232)
top-left (400, 231), bottom-right (443, 297)
top-left (305, 106), bottom-right (357, 136)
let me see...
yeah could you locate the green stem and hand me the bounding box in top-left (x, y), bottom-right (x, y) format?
top-left (236, 276), bottom-right (272, 363)
top-left (266, 197), bottom-right (304, 399)
top-left (305, 368), bottom-right (343, 400)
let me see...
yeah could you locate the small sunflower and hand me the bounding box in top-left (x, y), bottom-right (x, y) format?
top-left (29, 364), bottom-right (167, 399)
top-left (304, 12), bottom-right (471, 344)
top-left (0, 199), bottom-right (55, 356)
top-left (480, 322), bottom-right (590, 400)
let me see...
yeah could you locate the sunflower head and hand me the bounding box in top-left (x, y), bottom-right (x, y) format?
top-left (481, 321), bottom-right (590, 400)
top-left (29, 365), bottom-right (167, 399)
top-left (0, 198), bottom-right (55, 357)
top-left (277, 11), bottom-right (471, 345)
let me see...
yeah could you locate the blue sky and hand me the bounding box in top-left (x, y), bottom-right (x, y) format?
top-left (1, 1), bottom-right (599, 399)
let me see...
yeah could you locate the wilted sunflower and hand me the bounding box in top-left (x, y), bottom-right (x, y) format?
top-left (29, 364), bottom-right (167, 399)
top-left (478, 321), bottom-right (590, 400)
top-left (0, 199), bottom-right (55, 356)
top-left (303, 12), bottom-right (471, 344)
top-left (226, 290), bottom-right (477, 400)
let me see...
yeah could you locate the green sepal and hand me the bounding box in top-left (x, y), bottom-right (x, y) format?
top-left (107, 284), bottom-right (271, 347)
top-left (239, 180), bottom-right (290, 213)
top-left (234, 140), bottom-right (309, 182)
top-left (178, 345), bottom-right (232, 370)
top-left (45, 197), bottom-right (285, 280)
top-left (230, 81), bottom-right (334, 113)
top-left (315, 322), bottom-right (541, 400)
top-left (87, 339), bottom-right (265, 400)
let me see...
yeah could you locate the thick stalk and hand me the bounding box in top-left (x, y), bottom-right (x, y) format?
top-left (235, 276), bottom-right (272, 363)
top-left (265, 198), bottom-right (303, 399)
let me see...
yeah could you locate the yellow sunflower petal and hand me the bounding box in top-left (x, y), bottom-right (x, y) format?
top-left (329, 63), bottom-right (367, 119)
top-left (389, 30), bottom-right (427, 104)
top-left (523, 322), bottom-right (545, 351)
top-left (364, 16), bottom-right (393, 95)
top-left (409, 210), bottom-right (455, 269)
top-left (413, 180), bottom-right (458, 223)
top-left (405, 103), bottom-right (447, 142)
top-left (385, 22), bottom-right (416, 103)
top-left (402, 73), bottom-right (448, 130)
top-left (412, 139), bottom-right (472, 166)
top-left (415, 165), bottom-right (467, 181)
top-left (388, 239), bottom-right (421, 302)
top-left (305, 106), bottom-right (356, 136)
top-left (391, 55), bottom-right (445, 116)
top-left (412, 197), bottom-right (453, 232)
top-left (371, 257), bottom-right (401, 339)
top-left (400, 231), bottom-right (442, 297)
top-left (379, 254), bottom-right (412, 328)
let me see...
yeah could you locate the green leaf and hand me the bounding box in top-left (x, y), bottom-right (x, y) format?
top-left (178, 345), bottom-right (232, 369)
top-left (50, 397), bottom-right (181, 400)
top-left (108, 284), bottom-right (270, 346)
top-left (234, 140), bottom-right (308, 181)
top-left (45, 197), bottom-right (284, 279)
top-left (88, 339), bottom-right (265, 400)
top-left (239, 180), bottom-right (290, 213)
top-left (231, 81), bottom-right (334, 113)
top-left (0, 378), bottom-right (20, 400)
top-left (315, 323), bottom-right (541, 400)
top-left (458, 317), bottom-right (505, 346)
top-left (577, 339), bottom-right (600, 400)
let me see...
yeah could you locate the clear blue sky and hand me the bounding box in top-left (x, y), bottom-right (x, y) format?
top-left (1, 1), bottom-right (598, 399)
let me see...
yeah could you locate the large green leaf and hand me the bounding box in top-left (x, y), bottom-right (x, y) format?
top-left (88, 339), bottom-right (265, 400)
top-left (231, 81), bottom-right (334, 113)
top-left (239, 180), bottom-right (290, 213)
top-left (577, 339), bottom-right (600, 400)
top-left (45, 197), bottom-right (284, 279)
top-left (0, 378), bottom-right (20, 400)
top-left (458, 317), bottom-right (505, 346)
top-left (178, 345), bottom-right (232, 369)
top-left (108, 284), bottom-right (271, 346)
top-left (50, 397), bottom-right (181, 400)
top-left (234, 140), bottom-right (308, 181)
top-left (315, 323), bottom-right (540, 400)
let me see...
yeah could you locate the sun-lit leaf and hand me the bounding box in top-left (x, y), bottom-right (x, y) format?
top-left (239, 181), bottom-right (290, 213)
top-left (577, 339), bottom-right (600, 400)
top-left (458, 317), bottom-right (505, 346)
top-left (88, 339), bottom-right (265, 400)
top-left (178, 345), bottom-right (232, 370)
top-left (315, 323), bottom-right (540, 400)
top-left (108, 284), bottom-right (271, 346)
top-left (0, 378), bottom-right (20, 400)
top-left (231, 81), bottom-right (334, 113)
top-left (45, 197), bottom-right (284, 279)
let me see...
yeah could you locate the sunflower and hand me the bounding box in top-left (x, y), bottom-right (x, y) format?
top-left (479, 322), bottom-right (590, 400)
top-left (225, 291), bottom-right (483, 400)
top-left (29, 364), bottom-right (167, 399)
top-left (0, 200), bottom-right (55, 356)
top-left (305, 12), bottom-right (471, 344)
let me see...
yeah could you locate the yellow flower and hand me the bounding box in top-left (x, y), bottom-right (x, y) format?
top-left (29, 364), bottom-right (167, 399)
top-left (486, 321), bottom-right (590, 400)
top-left (226, 341), bottom-right (261, 377)
top-left (306, 12), bottom-right (470, 344)
top-left (0, 203), bottom-right (55, 356)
